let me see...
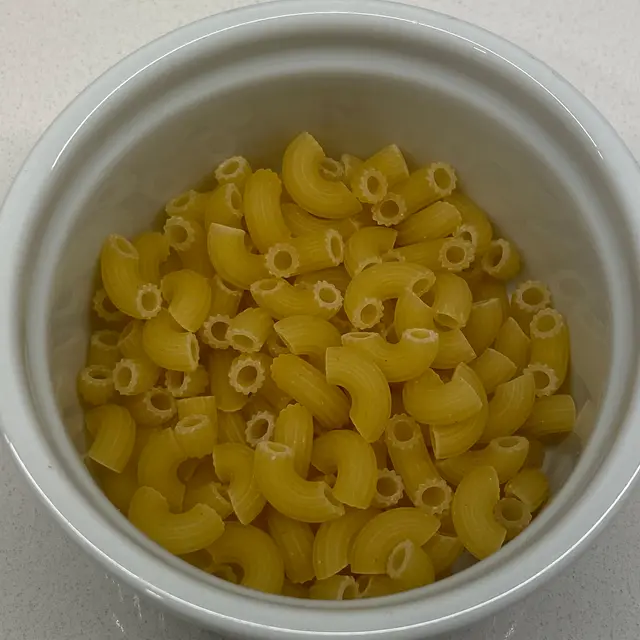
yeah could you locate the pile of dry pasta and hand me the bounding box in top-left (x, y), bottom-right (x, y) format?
top-left (78, 132), bottom-right (576, 600)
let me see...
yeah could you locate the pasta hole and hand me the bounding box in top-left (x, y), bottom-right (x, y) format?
top-left (172, 193), bottom-right (191, 208)
top-left (262, 441), bottom-right (289, 455)
top-left (434, 313), bottom-right (457, 330)
top-left (496, 499), bottom-right (527, 522)
top-left (419, 486), bottom-right (447, 509)
top-left (87, 366), bottom-right (111, 381)
top-left (459, 229), bottom-right (474, 244)
top-left (432, 167), bottom-right (453, 191)
top-left (378, 199), bottom-right (400, 221)
top-left (392, 419), bottom-right (415, 443)
top-left (229, 187), bottom-right (242, 211)
top-left (97, 331), bottom-right (119, 347)
top-left (356, 576), bottom-right (374, 596)
top-left (496, 436), bottom-right (521, 449)
top-left (377, 475), bottom-right (399, 497)
top-left (256, 279), bottom-right (280, 292)
top-left (166, 223), bottom-right (189, 246)
top-left (114, 365), bottom-right (133, 388)
top-left (317, 285), bottom-right (339, 305)
top-left (246, 417), bottom-right (271, 442)
top-left (232, 334), bottom-right (257, 352)
top-left (221, 159), bottom-right (240, 176)
top-left (359, 303), bottom-right (381, 326)
top-left (210, 320), bottom-right (230, 341)
top-left (486, 244), bottom-right (504, 268)
top-left (411, 277), bottom-right (432, 296)
top-left (166, 370), bottom-right (186, 390)
top-left (328, 233), bottom-right (343, 262)
top-left (150, 391), bottom-right (172, 412)
top-left (180, 414), bottom-right (206, 429)
top-left (389, 544), bottom-right (408, 574)
top-left (114, 236), bottom-right (136, 257)
top-left (272, 250), bottom-right (294, 273)
top-left (320, 158), bottom-right (342, 180)
top-left (366, 174), bottom-right (385, 198)
top-left (189, 337), bottom-right (200, 363)
top-left (522, 286), bottom-right (545, 307)
top-left (445, 245), bottom-right (466, 265)
top-left (140, 289), bottom-right (160, 313)
top-left (534, 313), bottom-right (558, 334)
top-left (532, 369), bottom-right (552, 390)
top-left (237, 365), bottom-right (258, 388)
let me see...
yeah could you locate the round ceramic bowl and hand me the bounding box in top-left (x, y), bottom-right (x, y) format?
top-left (1, 1), bottom-right (640, 638)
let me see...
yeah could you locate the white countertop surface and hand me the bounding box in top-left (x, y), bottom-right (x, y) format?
top-left (1, 0), bottom-right (640, 638)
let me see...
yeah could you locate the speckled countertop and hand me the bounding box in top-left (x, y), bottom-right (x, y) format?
top-left (1, 0), bottom-right (640, 638)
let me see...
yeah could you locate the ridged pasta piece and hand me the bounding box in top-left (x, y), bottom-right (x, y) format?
top-left (85, 404), bottom-right (136, 472)
top-left (133, 232), bottom-right (170, 284)
top-left (470, 348), bottom-right (517, 395)
top-left (270, 355), bottom-right (349, 430)
top-left (481, 239), bottom-right (521, 280)
top-left (311, 430), bottom-right (377, 508)
top-left (294, 266), bottom-right (351, 293)
top-left (504, 468), bottom-right (550, 512)
top-left (494, 316), bottom-right (531, 374)
top-left (325, 346), bottom-right (391, 442)
top-left (372, 468), bottom-right (404, 508)
top-left (423, 533), bottom-right (464, 577)
top-left (208, 522), bottom-right (284, 594)
top-left (88, 330), bottom-right (121, 368)
top-left (431, 329), bottom-right (476, 370)
top-left (396, 201), bottom-right (462, 246)
top-left (522, 394), bottom-right (576, 439)
top-left (226, 307), bottom-right (274, 353)
top-left (273, 403), bottom-right (314, 478)
top-left (341, 329), bottom-right (439, 382)
top-left (452, 465), bottom-right (506, 560)
top-left (113, 357), bottom-right (161, 396)
top-left (385, 414), bottom-right (450, 515)
top-left (344, 227), bottom-right (397, 277)
top-left (267, 507), bottom-right (315, 584)
top-left (142, 310), bottom-right (199, 372)
top-left (165, 190), bottom-right (209, 222)
top-left (214, 155), bottom-right (252, 188)
top-left (118, 320), bottom-right (146, 359)
top-left (245, 409), bottom-right (276, 447)
top-left (510, 280), bottom-right (552, 334)
top-left (394, 291), bottom-right (435, 335)
top-left (254, 442), bottom-right (344, 522)
top-left (344, 262), bottom-right (435, 329)
top-left (129, 486), bottom-right (224, 555)
top-left (165, 366), bottom-right (210, 398)
top-left (164, 217), bottom-right (212, 277)
top-left (494, 497), bottom-right (532, 540)
top-left (217, 410), bottom-right (247, 444)
top-left (251, 278), bottom-right (342, 321)
top-left (174, 414), bottom-right (217, 458)
top-left (273, 315), bottom-right (341, 370)
top-left (281, 132), bottom-right (362, 219)
top-left (125, 387), bottom-right (176, 427)
top-left (208, 350), bottom-right (249, 413)
top-left (350, 508), bottom-right (440, 574)
top-left (443, 192), bottom-right (493, 255)
top-left (437, 436), bottom-right (529, 485)
top-left (92, 288), bottom-right (127, 325)
top-left (77, 364), bottom-right (115, 405)
top-left (204, 183), bottom-right (244, 229)
top-left (309, 575), bottom-right (359, 600)
top-left (281, 203), bottom-right (357, 239)
top-left (207, 223), bottom-right (269, 290)
top-left (386, 539), bottom-right (435, 590)
top-left (462, 298), bottom-right (503, 356)
top-left (386, 237), bottom-right (475, 273)
top-left (213, 443), bottom-right (265, 524)
top-left (160, 269), bottom-right (211, 332)
top-left (431, 273), bottom-right (473, 330)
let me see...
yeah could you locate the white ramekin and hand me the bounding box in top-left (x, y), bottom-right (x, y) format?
top-left (1, 1), bottom-right (640, 637)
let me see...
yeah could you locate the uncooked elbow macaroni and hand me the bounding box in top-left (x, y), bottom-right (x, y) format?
top-left (80, 132), bottom-right (576, 598)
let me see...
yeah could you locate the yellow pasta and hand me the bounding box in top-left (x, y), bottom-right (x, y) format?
top-left (452, 465), bottom-right (506, 560)
top-left (265, 230), bottom-right (345, 278)
top-left (340, 153), bottom-right (364, 182)
top-left (125, 387), bottom-right (176, 427)
top-left (344, 227), bottom-right (397, 277)
top-left (251, 278), bottom-right (342, 321)
top-left (129, 486), bottom-right (224, 555)
top-left (281, 203), bottom-right (357, 240)
top-left (350, 508), bottom-right (440, 574)
top-left (77, 364), bottom-right (115, 405)
top-left (525, 308), bottom-right (570, 396)
top-left (183, 475), bottom-right (233, 520)
top-left (462, 297), bottom-right (503, 356)
top-left (212, 442), bottom-right (266, 524)
top-left (482, 372), bottom-right (536, 441)
top-left (100, 235), bottom-right (163, 319)
top-left (387, 237), bottom-right (475, 273)
top-left (282, 580), bottom-right (309, 599)
top-left (160, 269), bottom-right (211, 332)
top-left (396, 201), bottom-right (462, 246)
top-left (142, 310), bottom-right (199, 372)
top-left (137, 428), bottom-right (187, 510)
top-left (270, 354), bottom-right (349, 430)
top-left (214, 155), bottom-right (252, 188)
top-left (341, 329), bottom-right (439, 382)
top-left (318, 157), bottom-right (345, 182)
top-left (386, 539), bottom-right (435, 590)
top-left (493, 497), bottom-right (532, 540)
top-left (133, 232), bottom-right (170, 285)
top-left (243, 169), bottom-right (291, 252)
top-left (207, 223), bottom-right (269, 290)
top-left (87, 330), bottom-right (121, 368)
top-left (481, 239), bottom-right (521, 280)
top-left (431, 273), bottom-right (473, 330)
top-left (437, 436), bottom-right (529, 485)
top-left (225, 307), bottom-right (274, 354)
top-left (118, 320), bottom-right (145, 359)
top-left (164, 216), bottom-right (212, 277)
top-left (208, 522), bottom-right (284, 594)
top-left (273, 403), bottom-right (314, 478)
top-left (430, 363), bottom-right (488, 460)
top-left (385, 414), bottom-right (451, 514)
top-left (356, 575), bottom-right (399, 598)
top-left (113, 357), bottom-right (161, 396)
top-left (431, 329), bottom-right (476, 370)
top-left (470, 274), bottom-right (510, 319)
top-left (281, 132), bottom-right (362, 219)
top-left (273, 315), bottom-right (341, 370)
top-left (165, 190), bottom-right (209, 222)
top-left (174, 414), bottom-right (216, 458)
top-left (505, 468), bottom-right (550, 512)
top-left (245, 409), bottom-right (276, 447)
top-left (85, 404), bottom-right (136, 472)
top-left (494, 316), bottom-right (531, 374)
top-left (310, 575), bottom-right (359, 600)
top-left (443, 192), bottom-right (493, 255)
top-left (403, 365), bottom-right (483, 426)
top-left (208, 350), bottom-right (248, 413)
top-left (203, 183), bottom-right (244, 230)
top-left (344, 262), bottom-right (435, 329)
top-left (92, 288), bottom-right (127, 325)
top-left (372, 468), bottom-right (404, 508)
top-left (325, 346), bottom-right (391, 443)
top-left (311, 430), bottom-right (377, 508)
top-left (510, 280), bottom-right (552, 334)
top-left (267, 507), bottom-right (315, 584)
top-left (522, 394), bottom-right (576, 439)
top-left (165, 366), bottom-right (210, 398)
top-left (363, 144), bottom-right (409, 187)
top-left (423, 533), bottom-right (464, 577)
top-left (393, 290), bottom-right (435, 335)
top-left (470, 348), bottom-right (517, 395)
top-left (254, 441), bottom-right (344, 522)
top-left (217, 410), bottom-right (246, 444)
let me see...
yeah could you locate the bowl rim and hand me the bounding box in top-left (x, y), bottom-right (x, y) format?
top-left (2, 1), bottom-right (640, 637)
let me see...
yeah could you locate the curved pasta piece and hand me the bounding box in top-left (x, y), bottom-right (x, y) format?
top-left (522, 394), bottom-right (576, 439)
top-left (403, 364), bottom-right (483, 426)
top-left (281, 202), bottom-right (357, 239)
top-left (470, 348), bottom-right (517, 395)
top-left (311, 430), bottom-right (377, 508)
top-left (309, 575), bottom-right (359, 600)
top-left (452, 465), bottom-right (506, 560)
top-left (267, 507), bottom-right (315, 584)
top-left (494, 316), bottom-right (531, 374)
top-left (208, 350), bottom-right (249, 412)
top-left (344, 263), bottom-right (436, 329)
top-left (443, 192), bottom-right (493, 255)
top-left (251, 278), bottom-right (342, 321)
top-left (462, 297), bottom-right (504, 356)
top-left (273, 404), bottom-right (314, 478)
top-left (431, 329), bottom-right (476, 370)
top-left (386, 539), bottom-right (435, 590)
top-left (350, 508), bottom-right (440, 574)
top-left (164, 216), bottom-right (212, 277)
top-left (431, 273), bottom-right (473, 330)
top-left (226, 307), bottom-right (274, 353)
top-left (396, 201), bottom-right (461, 246)
top-left (282, 132), bottom-right (362, 219)
top-left (212, 442), bottom-right (266, 525)
top-left (207, 223), bottom-right (269, 290)
top-left (85, 404), bottom-right (136, 472)
top-left (341, 328), bottom-right (439, 382)
top-left (165, 189), bottom-right (209, 221)
top-left (125, 387), bottom-right (176, 427)
top-left (204, 183), bottom-right (244, 229)
top-left (133, 232), bottom-right (170, 284)
top-left (423, 533), bottom-right (464, 577)
top-left (394, 290), bottom-right (435, 335)
top-left (504, 468), bottom-right (550, 512)
top-left (270, 355), bottom-right (349, 430)
top-left (482, 239), bottom-right (521, 280)
top-left (174, 414), bottom-right (216, 458)
top-left (344, 227), bottom-right (397, 277)
top-left (77, 364), bottom-right (115, 405)
top-left (325, 346), bottom-right (391, 442)
top-left (437, 436), bottom-right (529, 485)
top-left (142, 310), bottom-right (199, 372)
top-left (266, 230), bottom-right (344, 278)
top-left (165, 366), bottom-right (209, 398)
top-left (494, 497), bottom-right (532, 540)
top-left (160, 269), bottom-right (211, 332)
top-left (129, 486), bottom-right (224, 555)
top-left (88, 329), bottom-right (121, 368)
top-left (510, 280), bottom-right (552, 333)
top-left (214, 155), bottom-right (252, 187)
top-left (113, 357), bottom-right (161, 396)
top-left (208, 522), bottom-right (284, 594)
top-left (254, 441), bottom-right (345, 523)
top-left (273, 315), bottom-right (341, 370)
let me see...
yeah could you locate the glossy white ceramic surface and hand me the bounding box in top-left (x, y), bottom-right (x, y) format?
top-left (1, 1), bottom-right (640, 638)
